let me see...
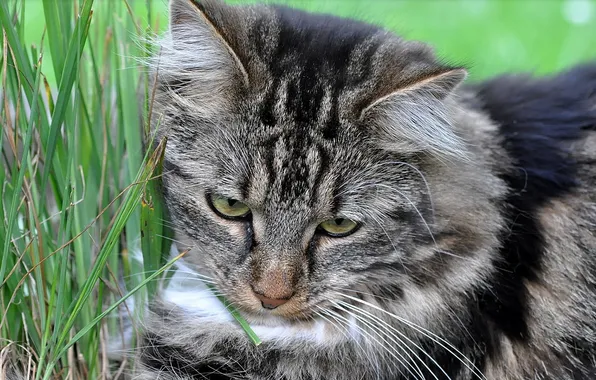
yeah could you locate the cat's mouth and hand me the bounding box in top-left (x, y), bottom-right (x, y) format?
top-left (237, 294), bottom-right (315, 321)
top-left (229, 283), bottom-right (319, 321)
top-left (167, 263), bottom-right (319, 321)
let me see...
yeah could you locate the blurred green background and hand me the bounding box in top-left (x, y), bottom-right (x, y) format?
top-left (24, 0), bottom-right (596, 84)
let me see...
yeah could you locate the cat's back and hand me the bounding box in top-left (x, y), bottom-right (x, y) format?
top-left (472, 63), bottom-right (596, 178)
top-left (468, 63), bottom-right (596, 199)
top-left (470, 63), bottom-right (596, 265)
top-left (465, 64), bottom-right (596, 378)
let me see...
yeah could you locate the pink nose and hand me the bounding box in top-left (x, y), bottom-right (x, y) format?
top-left (253, 292), bottom-right (290, 310)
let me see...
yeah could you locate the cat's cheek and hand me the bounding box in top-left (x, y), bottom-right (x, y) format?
top-left (212, 218), bottom-right (248, 241)
top-left (201, 211), bottom-right (252, 259)
top-left (312, 233), bottom-right (361, 254)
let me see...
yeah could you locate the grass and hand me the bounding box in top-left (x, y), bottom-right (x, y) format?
top-left (1, 0), bottom-right (594, 378)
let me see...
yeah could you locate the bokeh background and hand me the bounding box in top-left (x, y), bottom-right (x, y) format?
top-left (24, 0), bottom-right (596, 83)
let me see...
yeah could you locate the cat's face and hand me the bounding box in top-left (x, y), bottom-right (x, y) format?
top-left (154, 0), bottom-right (485, 325)
top-left (162, 93), bottom-right (434, 320)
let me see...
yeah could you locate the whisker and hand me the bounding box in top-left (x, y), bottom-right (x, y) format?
top-left (333, 286), bottom-right (399, 303)
top-left (318, 307), bottom-right (413, 380)
top-left (313, 309), bottom-right (382, 380)
top-left (332, 302), bottom-right (433, 380)
top-left (168, 278), bottom-right (218, 285)
top-left (169, 268), bottom-right (215, 279)
top-left (120, 268), bottom-right (213, 280)
top-left (335, 300), bottom-right (445, 380)
top-left (433, 249), bottom-right (475, 261)
top-left (387, 160), bottom-right (435, 219)
top-left (374, 183), bottom-right (437, 246)
top-left (367, 212), bottom-right (409, 272)
top-left (340, 294), bottom-right (487, 380)
top-left (153, 234), bottom-right (194, 246)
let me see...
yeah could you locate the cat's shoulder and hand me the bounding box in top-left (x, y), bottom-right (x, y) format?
top-left (465, 63), bottom-right (596, 196)
top-left (469, 63), bottom-right (596, 142)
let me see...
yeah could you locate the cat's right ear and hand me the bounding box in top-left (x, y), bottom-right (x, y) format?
top-left (360, 67), bottom-right (468, 160)
top-left (156, 0), bottom-right (249, 101)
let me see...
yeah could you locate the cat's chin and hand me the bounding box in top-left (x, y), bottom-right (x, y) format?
top-left (243, 309), bottom-right (359, 346)
top-left (243, 311), bottom-right (311, 327)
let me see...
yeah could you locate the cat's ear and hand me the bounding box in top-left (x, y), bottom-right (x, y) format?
top-left (360, 66), bottom-right (468, 159)
top-left (158, 0), bottom-right (249, 96)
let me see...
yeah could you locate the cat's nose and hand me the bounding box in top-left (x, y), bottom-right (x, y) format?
top-left (253, 291), bottom-right (291, 309)
top-left (250, 265), bottom-right (297, 309)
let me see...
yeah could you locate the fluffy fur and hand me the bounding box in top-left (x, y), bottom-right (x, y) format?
top-left (137, 0), bottom-right (596, 379)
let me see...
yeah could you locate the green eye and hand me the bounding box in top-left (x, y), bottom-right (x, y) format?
top-left (209, 194), bottom-right (251, 219)
top-left (318, 218), bottom-right (359, 237)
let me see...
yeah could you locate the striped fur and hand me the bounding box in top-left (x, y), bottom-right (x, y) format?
top-left (137, 0), bottom-right (596, 379)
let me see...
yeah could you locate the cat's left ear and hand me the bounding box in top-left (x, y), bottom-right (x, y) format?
top-left (153, 0), bottom-right (250, 110)
top-left (360, 65), bottom-right (468, 159)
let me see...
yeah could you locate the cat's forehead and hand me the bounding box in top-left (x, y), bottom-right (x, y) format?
top-left (249, 134), bottom-right (330, 209)
top-left (249, 5), bottom-right (384, 81)
top-left (236, 110), bottom-right (340, 207)
top-left (233, 108), bottom-right (368, 213)
top-left (245, 82), bottom-right (344, 143)
top-left (243, 6), bottom-right (388, 128)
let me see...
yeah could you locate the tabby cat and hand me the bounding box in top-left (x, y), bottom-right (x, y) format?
top-left (136, 0), bottom-right (596, 379)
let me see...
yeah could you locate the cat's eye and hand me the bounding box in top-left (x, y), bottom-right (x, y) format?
top-left (318, 218), bottom-right (359, 237)
top-left (208, 194), bottom-right (251, 219)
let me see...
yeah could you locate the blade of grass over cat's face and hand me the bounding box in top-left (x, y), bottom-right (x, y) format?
top-left (205, 284), bottom-right (262, 346)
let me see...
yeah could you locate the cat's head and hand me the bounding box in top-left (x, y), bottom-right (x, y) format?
top-left (151, 0), bottom-right (500, 326)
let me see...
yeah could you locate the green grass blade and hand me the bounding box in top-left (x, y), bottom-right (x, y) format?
top-left (0, 31), bottom-right (45, 289)
top-left (52, 250), bottom-right (187, 363)
top-left (206, 284), bottom-right (262, 347)
top-left (44, 139), bottom-right (166, 376)
top-left (38, 0), bottom-right (94, 211)
top-left (141, 137), bottom-right (169, 297)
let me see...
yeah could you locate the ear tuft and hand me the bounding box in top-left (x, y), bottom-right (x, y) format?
top-left (362, 67), bottom-right (467, 117)
top-left (416, 68), bottom-right (467, 99)
top-left (155, 0), bottom-right (249, 95)
top-left (361, 67), bottom-right (469, 160)
top-left (170, 0), bottom-right (202, 29)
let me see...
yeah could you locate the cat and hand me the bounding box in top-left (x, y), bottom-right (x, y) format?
top-left (135, 0), bottom-right (596, 379)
